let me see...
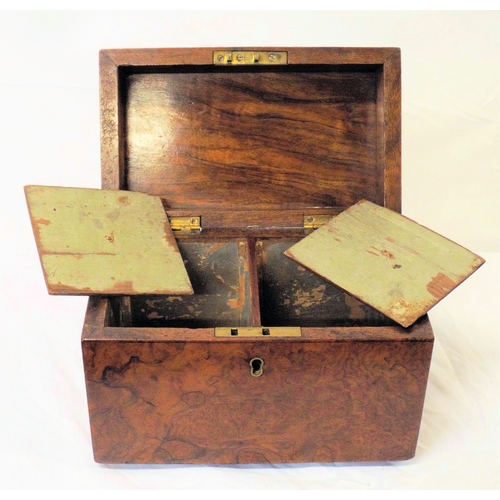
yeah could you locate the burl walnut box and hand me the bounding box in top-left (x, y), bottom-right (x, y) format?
top-left (30, 47), bottom-right (486, 464)
top-left (75, 47), bottom-right (438, 464)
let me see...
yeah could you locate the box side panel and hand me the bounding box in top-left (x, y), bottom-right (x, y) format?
top-left (83, 337), bottom-right (432, 464)
top-left (100, 51), bottom-right (123, 190)
top-left (379, 50), bottom-right (401, 212)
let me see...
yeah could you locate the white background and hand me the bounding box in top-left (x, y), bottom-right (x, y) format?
top-left (0, 10), bottom-right (498, 489)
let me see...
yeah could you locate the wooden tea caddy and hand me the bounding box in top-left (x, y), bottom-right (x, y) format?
top-left (72, 48), bottom-right (442, 463)
top-left (76, 47), bottom-right (439, 464)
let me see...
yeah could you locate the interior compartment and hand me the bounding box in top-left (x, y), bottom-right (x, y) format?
top-left (131, 238), bottom-right (253, 328)
top-left (256, 238), bottom-right (394, 327)
top-left (125, 235), bottom-right (394, 329)
top-left (115, 61), bottom-right (397, 329)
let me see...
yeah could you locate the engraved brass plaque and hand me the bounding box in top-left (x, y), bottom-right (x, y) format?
top-left (213, 51), bottom-right (288, 65)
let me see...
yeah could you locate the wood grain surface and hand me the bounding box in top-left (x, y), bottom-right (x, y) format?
top-left (25, 185), bottom-right (193, 295)
top-left (125, 70), bottom-right (379, 209)
top-left (100, 47), bottom-right (401, 215)
top-left (285, 200), bottom-right (485, 327)
top-left (83, 298), bottom-right (433, 464)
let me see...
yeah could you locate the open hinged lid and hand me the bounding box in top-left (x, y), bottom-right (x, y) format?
top-left (100, 47), bottom-right (402, 228)
top-left (285, 200), bottom-right (485, 327)
top-left (25, 185), bottom-right (193, 295)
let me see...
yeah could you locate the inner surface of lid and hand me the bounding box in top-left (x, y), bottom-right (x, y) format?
top-left (123, 66), bottom-right (384, 210)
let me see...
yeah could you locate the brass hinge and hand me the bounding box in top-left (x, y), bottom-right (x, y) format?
top-left (303, 215), bottom-right (332, 230)
top-left (213, 51), bottom-right (288, 66)
top-left (168, 216), bottom-right (201, 232)
top-left (215, 327), bottom-right (301, 338)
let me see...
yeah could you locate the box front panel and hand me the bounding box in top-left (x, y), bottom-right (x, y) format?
top-left (83, 337), bottom-right (432, 464)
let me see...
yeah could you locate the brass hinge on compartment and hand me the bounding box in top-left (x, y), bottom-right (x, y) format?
top-left (213, 51), bottom-right (288, 65)
top-left (303, 215), bottom-right (332, 230)
top-left (215, 327), bottom-right (301, 338)
top-left (168, 216), bottom-right (201, 232)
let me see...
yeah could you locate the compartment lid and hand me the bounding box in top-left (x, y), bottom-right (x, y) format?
top-left (285, 200), bottom-right (485, 327)
top-left (25, 185), bottom-right (193, 295)
top-left (100, 47), bottom-right (402, 220)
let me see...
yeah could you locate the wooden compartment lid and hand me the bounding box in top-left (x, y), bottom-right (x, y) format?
top-left (100, 47), bottom-right (402, 222)
top-left (285, 200), bottom-right (485, 327)
top-left (25, 185), bottom-right (193, 296)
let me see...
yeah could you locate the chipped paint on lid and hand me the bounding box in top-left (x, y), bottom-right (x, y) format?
top-left (285, 200), bottom-right (485, 327)
top-left (25, 185), bottom-right (193, 296)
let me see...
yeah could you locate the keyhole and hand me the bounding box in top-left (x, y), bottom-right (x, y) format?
top-left (250, 358), bottom-right (264, 377)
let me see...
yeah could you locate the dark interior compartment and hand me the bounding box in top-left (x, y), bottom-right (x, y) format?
top-left (126, 236), bottom-right (394, 329)
top-left (119, 61), bottom-right (396, 329)
top-left (131, 239), bottom-right (252, 328)
top-left (256, 239), bottom-right (393, 327)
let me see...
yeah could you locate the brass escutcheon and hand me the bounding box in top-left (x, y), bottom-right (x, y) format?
top-left (249, 358), bottom-right (264, 377)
